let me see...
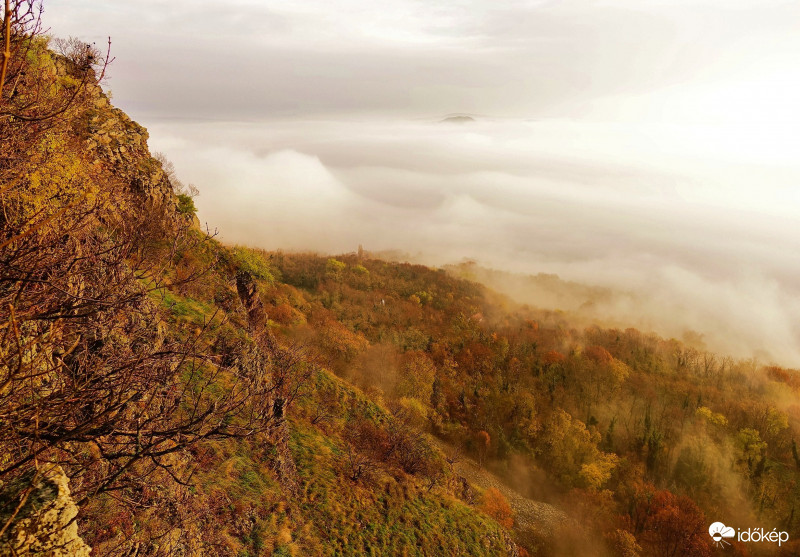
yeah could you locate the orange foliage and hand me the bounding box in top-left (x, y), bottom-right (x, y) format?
top-left (584, 345), bottom-right (613, 364)
top-left (318, 320), bottom-right (370, 362)
top-left (480, 488), bottom-right (514, 529)
top-left (476, 430), bottom-right (491, 449)
top-left (270, 302), bottom-right (304, 325)
top-left (631, 483), bottom-right (712, 557)
top-left (543, 350), bottom-right (566, 366)
top-left (766, 366), bottom-right (800, 391)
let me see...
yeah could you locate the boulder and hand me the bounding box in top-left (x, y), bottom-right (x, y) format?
top-left (0, 465), bottom-right (91, 556)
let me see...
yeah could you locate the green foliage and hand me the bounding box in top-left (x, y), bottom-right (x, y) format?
top-left (158, 288), bottom-right (215, 324)
top-left (229, 246), bottom-right (277, 283)
top-left (325, 257), bottom-right (346, 281)
top-left (176, 193), bottom-right (197, 215)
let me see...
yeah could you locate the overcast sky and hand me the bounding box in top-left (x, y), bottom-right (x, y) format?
top-left (46, 1), bottom-right (800, 365)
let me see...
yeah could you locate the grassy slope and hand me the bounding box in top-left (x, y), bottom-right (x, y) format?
top-left (122, 253), bottom-right (518, 556)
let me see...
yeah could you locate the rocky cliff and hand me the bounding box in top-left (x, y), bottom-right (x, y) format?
top-left (0, 466), bottom-right (91, 556)
top-left (83, 84), bottom-right (175, 208)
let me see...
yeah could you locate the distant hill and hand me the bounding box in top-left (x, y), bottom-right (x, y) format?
top-left (441, 114), bottom-right (476, 123)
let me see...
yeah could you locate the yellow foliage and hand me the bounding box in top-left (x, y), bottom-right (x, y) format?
top-left (608, 359), bottom-right (631, 383)
top-left (605, 529), bottom-right (642, 557)
top-left (277, 525), bottom-right (293, 545)
top-left (696, 406), bottom-right (728, 427)
top-left (397, 396), bottom-right (428, 429)
top-left (325, 258), bottom-right (346, 280)
top-left (319, 321), bottom-right (369, 361)
top-left (543, 410), bottom-right (618, 487)
top-left (395, 351), bottom-right (436, 402)
top-left (765, 406), bottom-right (789, 437)
top-left (736, 428), bottom-right (767, 460)
top-left (579, 452), bottom-right (619, 490)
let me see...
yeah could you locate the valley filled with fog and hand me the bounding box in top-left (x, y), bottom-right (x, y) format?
top-left (148, 115), bottom-right (800, 366)
top-left (48, 0), bottom-right (800, 364)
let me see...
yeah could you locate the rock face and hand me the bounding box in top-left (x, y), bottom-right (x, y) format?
top-left (236, 271), bottom-right (270, 343)
top-left (49, 54), bottom-right (175, 209)
top-left (235, 271), bottom-right (300, 499)
top-left (84, 85), bottom-right (176, 208)
top-left (0, 465), bottom-right (91, 556)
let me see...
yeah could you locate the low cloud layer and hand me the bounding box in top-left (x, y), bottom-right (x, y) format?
top-left (44, 0), bottom-right (800, 365)
top-left (148, 117), bottom-right (800, 366)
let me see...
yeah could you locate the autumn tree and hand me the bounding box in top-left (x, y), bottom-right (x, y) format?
top-left (629, 483), bottom-right (712, 557)
top-left (395, 350), bottom-right (436, 403)
top-left (479, 487), bottom-right (514, 529)
top-left (1, 1), bottom-right (111, 186)
top-left (476, 430), bottom-right (491, 467)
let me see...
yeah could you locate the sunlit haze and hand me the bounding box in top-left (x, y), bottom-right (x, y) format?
top-left (47, 0), bottom-right (800, 365)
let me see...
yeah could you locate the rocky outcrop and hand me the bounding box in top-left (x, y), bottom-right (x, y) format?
top-left (0, 465), bottom-right (91, 556)
top-left (48, 52), bottom-right (175, 208)
top-left (235, 271), bottom-right (271, 345)
top-left (84, 86), bottom-right (175, 208)
top-left (235, 271), bottom-right (299, 499)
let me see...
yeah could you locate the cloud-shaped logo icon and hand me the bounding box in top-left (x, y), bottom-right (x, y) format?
top-left (709, 522), bottom-right (735, 547)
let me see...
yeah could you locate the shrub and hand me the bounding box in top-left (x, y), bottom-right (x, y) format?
top-left (230, 246), bottom-right (277, 283)
top-left (479, 488), bottom-right (514, 529)
top-left (177, 192), bottom-right (197, 215)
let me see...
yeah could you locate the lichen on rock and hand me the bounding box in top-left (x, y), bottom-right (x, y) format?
top-left (0, 465), bottom-right (91, 556)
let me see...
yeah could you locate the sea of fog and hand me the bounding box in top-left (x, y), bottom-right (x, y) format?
top-left (147, 116), bottom-right (800, 367)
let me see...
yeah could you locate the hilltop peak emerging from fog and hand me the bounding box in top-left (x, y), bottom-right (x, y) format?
top-left (440, 114), bottom-right (476, 124)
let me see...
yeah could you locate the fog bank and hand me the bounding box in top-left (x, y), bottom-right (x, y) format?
top-left (44, 0), bottom-right (800, 365)
top-left (148, 117), bottom-right (800, 367)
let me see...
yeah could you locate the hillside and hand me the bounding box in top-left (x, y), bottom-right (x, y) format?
top-left (3, 10), bottom-right (800, 557)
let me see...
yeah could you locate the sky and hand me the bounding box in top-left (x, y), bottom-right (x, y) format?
top-left (46, 0), bottom-right (800, 365)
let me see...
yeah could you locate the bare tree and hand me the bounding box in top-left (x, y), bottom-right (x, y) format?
top-left (153, 151), bottom-right (199, 199)
top-left (342, 442), bottom-right (377, 483)
top-left (0, 181), bottom-right (283, 506)
top-left (1, 1), bottom-right (112, 120)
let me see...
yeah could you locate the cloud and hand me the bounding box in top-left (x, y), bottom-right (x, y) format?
top-left (147, 117), bottom-right (800, 366)
top-left (46, 0), bottom-right (800, 121)
top-left (152, 138), bottom-right (359, 252)
top-left (43, 1), bottom-right (800, 365)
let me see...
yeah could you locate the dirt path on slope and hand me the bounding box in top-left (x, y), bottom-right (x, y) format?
top-left (430, 438), bottom-right (567, 541)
